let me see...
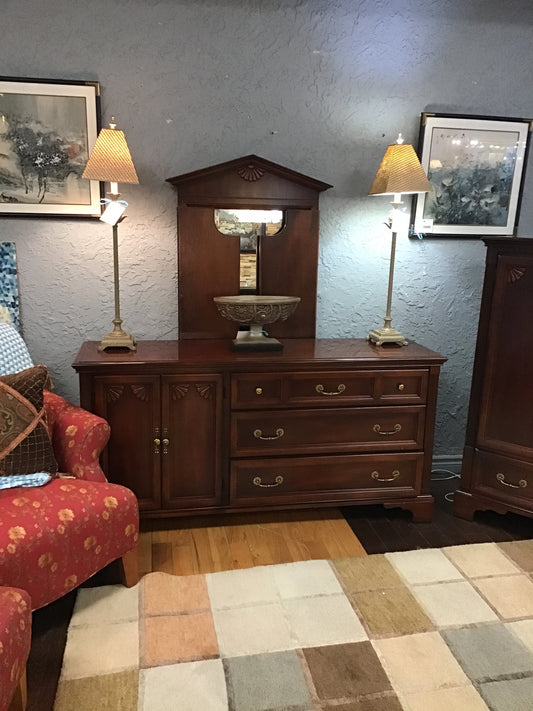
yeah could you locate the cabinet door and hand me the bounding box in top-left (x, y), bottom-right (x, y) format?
top-left (161, 374), bottom-right (223, 509)
top-left (93, 375), bottom-right (161, 511)
top-left (477, 254), bottom-right (533, 460)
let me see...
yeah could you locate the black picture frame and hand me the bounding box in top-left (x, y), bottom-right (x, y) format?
top-left (411, 112), bottom-right (532, 237)
top-left (0, 77), bottom-right (102, 217)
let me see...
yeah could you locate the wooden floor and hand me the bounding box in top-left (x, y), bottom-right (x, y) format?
top-left (139, 508), bottom-right (366, 577)
top-left (26, 477), bottom-right (532, 711)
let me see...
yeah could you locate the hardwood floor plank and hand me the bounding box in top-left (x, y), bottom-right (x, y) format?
top-left (151, 541), bottom-right (174, 574)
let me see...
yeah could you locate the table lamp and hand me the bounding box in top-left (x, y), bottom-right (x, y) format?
top-left (367, 134), bottom-right (432, 346)
top-left (82, 118), bottom-right (138, 351)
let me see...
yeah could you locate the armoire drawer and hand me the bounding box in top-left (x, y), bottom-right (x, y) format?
top-left (230, 406), bottom-right (426, 457)
top-left (471, 449), bottom-right (533, 505)
top-left (230, 452), bottom-right (424, 506)
top-left (230, 370), bottom-right (429, 409)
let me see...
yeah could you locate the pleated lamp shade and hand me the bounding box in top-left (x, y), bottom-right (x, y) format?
top-left (369, 141), bottom-right (431, 196)
top-left (82, 122), bottom-right (138, 184)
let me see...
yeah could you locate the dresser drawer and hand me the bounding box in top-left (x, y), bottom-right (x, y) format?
top-left (231, 370), bottom-right (428, 409)
top-left (230, 406), bottom-right (426, 456)
top-left (230, 453), bottom-right (424, 506)
top-left (471, 449), bottom-right (533, 505)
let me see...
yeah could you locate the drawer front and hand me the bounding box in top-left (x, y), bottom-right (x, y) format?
top-left (230, 453), bottom-right (424, 506)
top-left (471, 449), bottom-right (533, 505)
top-left (231, 406), bottom-right (426, 456)
top-left (231, 370), bottom-right (428, 409)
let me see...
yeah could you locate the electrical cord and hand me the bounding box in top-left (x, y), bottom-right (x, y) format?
top-left (430, 468), bottom-right (460, 503)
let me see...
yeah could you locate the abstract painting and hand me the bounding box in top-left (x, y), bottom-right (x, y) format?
top-left (0, 78), bottom-right (101, 216)
top-left (411, 113), bottom-right (532, 237)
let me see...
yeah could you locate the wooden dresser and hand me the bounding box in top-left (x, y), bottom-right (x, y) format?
top-left (73, 338), bottom-right (446, 521)
top-left (454, 237), bottom-right (533, 521)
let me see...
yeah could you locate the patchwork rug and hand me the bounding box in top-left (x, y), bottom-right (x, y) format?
top-left (54, 540), bottom-right (533, 711)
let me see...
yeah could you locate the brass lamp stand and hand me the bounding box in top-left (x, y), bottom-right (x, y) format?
top-left (367, 134), bottom-right (432, 347)
top-left (82, 118), bottom-right (138, 351)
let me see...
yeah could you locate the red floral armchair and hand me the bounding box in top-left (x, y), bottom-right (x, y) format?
top-left (0, 586), bottom-right (31, 711)
top-left (0, 391), bottom-right (139, 612)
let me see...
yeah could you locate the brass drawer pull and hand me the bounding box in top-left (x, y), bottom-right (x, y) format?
top-left (153, 438), bottom-right (161, 454)
top-left (397, 383), bottom-right (405, 391)
top-left (253, 475), bottom-right (284, 488)
top-left (253, 428), bottom-right (284, 440)
top-left (496, 472), bottom-right (527, 489)
top-left (373, 423), bottom-right (402, 436)
top-left (371, 470), bottom-right (400, 482)
top-left (316, 383), bottom-right (346, 396)
top-left (256, 387), bottom-right (263, 395)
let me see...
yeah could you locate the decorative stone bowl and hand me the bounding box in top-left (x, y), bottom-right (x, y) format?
top-left (213, 295), bottom-right (301, 350)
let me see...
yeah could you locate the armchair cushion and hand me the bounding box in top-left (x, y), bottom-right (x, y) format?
top-left (0, 365), bottom-right (58, 480)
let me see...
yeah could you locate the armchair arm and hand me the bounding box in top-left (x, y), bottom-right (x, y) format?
top-left (43, 391), bottom-right (110, 482)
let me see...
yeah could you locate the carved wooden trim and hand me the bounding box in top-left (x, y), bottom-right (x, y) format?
top-left (171, 383), bottom-right (190, 400)
top-left (508, 266), bottom-right (525, 283)
top-left (196, 383), bottom-right (213, 400)
top-left (106, 385), bottom-right (124, 402)
top-left (237, 163), bottom-right (264, 182)
top-left (131, 385), bottom-right (150, 402)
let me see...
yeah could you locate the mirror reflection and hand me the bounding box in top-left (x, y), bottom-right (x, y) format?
top-left (214, 209), bottom-right (284, 294)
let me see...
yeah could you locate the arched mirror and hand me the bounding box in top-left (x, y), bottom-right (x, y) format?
top-left (168, 155), bottom-right (331, 340)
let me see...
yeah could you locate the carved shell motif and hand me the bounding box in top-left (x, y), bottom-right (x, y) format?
top-left (106, 386), bottom-right (124, 402)
top-left (507, 266), bottom-right (526, 283)
top-left (237, 164), bottom-right (264, 182)
top-left (171, 383), bottom-right (190, 400)
top-left (196, 383), bottom-right (213, 400)
top-left (131, 385), bottom-right (150, 402)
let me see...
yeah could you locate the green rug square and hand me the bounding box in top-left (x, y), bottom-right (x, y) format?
top-left (442, 624), bottom-right (533, 682)
top-left (479, 676), bottom-right (533, 711)
top-left (224, 650), bottom-right (311, 711)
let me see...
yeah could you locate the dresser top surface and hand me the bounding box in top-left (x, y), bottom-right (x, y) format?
top-left (73, 339), bottom-right (446, 371)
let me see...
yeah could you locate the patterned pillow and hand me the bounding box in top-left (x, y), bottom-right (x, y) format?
top-left (0, 365), bottom-right (58, 477)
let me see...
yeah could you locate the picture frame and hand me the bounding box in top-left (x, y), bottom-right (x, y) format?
top-left (411, 112), bottom-right (532, 237)
top-left (0, 77), bottom-right (102, 217)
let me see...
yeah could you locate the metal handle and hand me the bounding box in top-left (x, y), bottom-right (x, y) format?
top-left (253, 475), bottom-right (284, 488)
top-left (496, 472), bottom-right (527, 489)
top-left (371, 470), bottom-right (400, 482)
top-left (153, 428), bottom-right (161, 454)
top-left (373, 423), bottom-right (402, 436)
top-left (397, 383), bottom-right (405, 391)
top-left (253, 428), bottom-right (284, 440)
top-left (256, 387), bottom-right (263, 395)
top-left (162, 437), bottom-right (170, 454)
top-left (316, 383), bottom-right (346, 396)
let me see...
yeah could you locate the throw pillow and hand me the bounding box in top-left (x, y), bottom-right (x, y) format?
top-left (0, 365), bottom-right (58, 478)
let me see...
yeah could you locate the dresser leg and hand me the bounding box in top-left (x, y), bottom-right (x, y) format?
top-left (384, 496), bottom-right (434, 522)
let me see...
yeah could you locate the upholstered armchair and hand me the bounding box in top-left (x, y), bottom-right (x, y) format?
top-left (0, 586), bottom-right (31, 711)
top-left (0, 388), bottom-right (139, 612)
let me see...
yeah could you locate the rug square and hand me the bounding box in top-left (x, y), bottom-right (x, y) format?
top-left (316, 696), bottom-right (404, 711)
top-left (478, 676), bottom-right (533, 711)
top-left (402, 684), bottom-right (490, 711)
top-left (506, 619), bottom-right (533, 652)
top-left (61, 621), bottom-right (139, 680)
top-left (351, 586), bottom-right (434, 636)
top-left (443, 542), bottom-right (521, 578)
top-left (304, 641), bottom-right (392, 700)
top-left (70, 584), bottom-right (140, 627)
top-left (141, 571), bottom-right (210, 616)
top-left (141, 611), bottom-right (218, 666)
top-left (410, 580), bottom-right (498, 627)
top-left (385, 549), bottom-right (464, 585)
top-left (206, 565), bottom-right (278, 609)
top-left (224, 650), bottom-right (311, 711)
top-left (270, 559), bottom-right (343, 598)
top-left (53, 670), bottom-right (139, 711)
top-left (213, 602), bottom-right (293, 656)
top-left (283, 593), bottom-right (368, 647)
top-left (140, 659), bottom-right (227, 711)
top-left (372, 631), bottom-right (469, 694)
top-left (475, 574), bottom-right (533, 618)
top-left (332, 555), bottom-right (404, 593)
top-left (442, 624), bottom-right (533, 681)
top-left (497, 540), bottom-right (533, 572)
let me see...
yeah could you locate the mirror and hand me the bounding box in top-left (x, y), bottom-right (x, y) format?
top-left (214, 209), bottom-right (284, 294)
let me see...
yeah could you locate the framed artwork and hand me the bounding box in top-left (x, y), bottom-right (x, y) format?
top-left (0, 77), bottom-right (101, 217)
top-left (0, 242), bottom-right (19, 329)
top-left (411, 112), bottom-right (532, 236)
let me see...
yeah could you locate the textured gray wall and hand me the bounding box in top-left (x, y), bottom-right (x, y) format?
top-left (2, 0), bottom-right (533, 459)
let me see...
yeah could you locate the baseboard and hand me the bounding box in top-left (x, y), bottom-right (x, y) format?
top-left (431, 454), bottom-right (463, 476)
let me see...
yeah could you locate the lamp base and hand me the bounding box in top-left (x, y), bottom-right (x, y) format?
top-left (367, 326), bottom-right (408, 347)
top-left (98, 328), bottom-right (137, 352)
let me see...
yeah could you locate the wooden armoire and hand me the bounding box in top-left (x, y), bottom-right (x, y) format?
top-left (454, 237), bottom-right (533, 520)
